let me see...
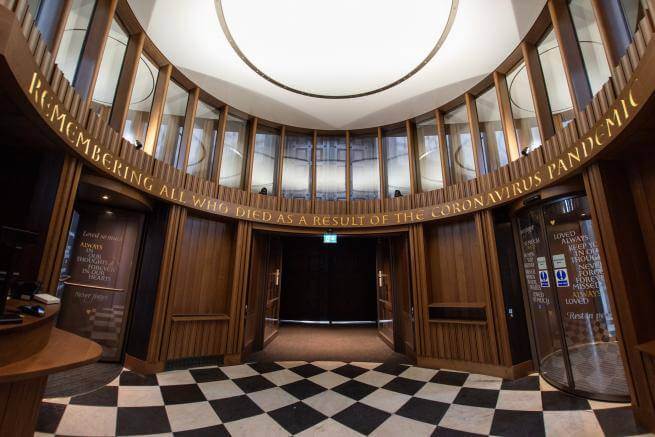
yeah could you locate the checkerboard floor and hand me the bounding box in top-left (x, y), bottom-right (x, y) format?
top-left (35, 361), bottom-right (650, 436)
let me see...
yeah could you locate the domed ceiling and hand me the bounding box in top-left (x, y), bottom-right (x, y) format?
top-left (127, 0), bottom-right (547, 129)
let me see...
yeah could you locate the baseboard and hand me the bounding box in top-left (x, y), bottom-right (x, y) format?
top-left (223, 353), bottom-right (242, 365)
top-left (417, 356), bottom-right (533, 380)
top-left (124, 354), bottom-right (165, 375)
top-left (634, 407), bottom-right (655, 433)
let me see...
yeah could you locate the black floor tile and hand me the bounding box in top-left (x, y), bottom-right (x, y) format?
top-left (396, 397), bottom-right (450, 425)
top-left (69, 386), bottom-right (118, 407)
top-left (333, 380), bottom-right (378, 401)
top-left (35, 402), bottom-right (66, 433)
top-left (332, 363), bottom-right (369, 379)
top-left (160, 384), bottom-right (207, 405)
top-left (374, 362), bottom-right (410, 376)
top-left (333, 402), bottom-right (390, 435)
top-left (453, 387), bottom-right (499, 409)
top-left (382, 376), bottom-right (426, 396)
top-left (431, 370), bottom-right (469, 387)
top-left (174, 424), bottom-right (230, 436)
top-left (290, 363), bottom-right (326, 378)
top-left (490, 409), bottom-right (545, 437)
top-left (248, 362), bottom-right (284, 374)
top-left (281, 379), bottom-right (326, 400)
top-left (119, 370), bottom-right (158, 386)
top-left (595, 406), bottom-right (649, 437)
top-left (541, 391), bottom-right (590, 411)
top-left (116, 406), bottom-right (171, 435)
top-left (433, 426), bottom-right (486, 436)
top-left (190, 367), bottom-right (228, 383)
top-left (232, 375), bottom-right (276, 394)
top-left (500, 376), bottom-right (540, 391)
top-left (268, 401), bottom-right (327, 434)
top-left (210, 394), bottom-right (264, 423)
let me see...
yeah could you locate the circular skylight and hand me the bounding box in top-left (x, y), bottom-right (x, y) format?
top-left (217, 0), bottom-right (457, 98)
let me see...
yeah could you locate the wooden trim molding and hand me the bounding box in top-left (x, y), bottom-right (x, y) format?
top-left (493, 71), bottom-right (520, 162)
top-left (521, 42), bottom-right (557, 141)
top-left (465, 93), bottom-right (485, 176)
top-left (435, 110), bottom-right (451, 186)
top-left (177, 87), bottom-right (199, 171)
top-left (144, 64), bottom-right (172, 156)
top-left (377, 127), bottom-right (386, 199)
top-left (108, 32), bottom-right (145, 133)
top-left (211, 105), bottom-right (229, 184)
top-left (244, 117), bottom-right (258, 190)
top-left (276, 125), bottom-right (286, 196)
top-left (591, 0), bottom-right (633, 67)
top-left (405, 120), bottom-right (418, 195)
top-left (345, 130), bottom-right (351, 201)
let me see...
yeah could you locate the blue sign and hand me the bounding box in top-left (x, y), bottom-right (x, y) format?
top-left (323, 234), bottom-right (337, 244)
top-left (539, 270), bottom-right (550, 287)
top-left (555, 268), bottom-right (569, 287)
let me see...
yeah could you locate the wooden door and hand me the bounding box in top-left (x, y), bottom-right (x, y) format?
top-left (391, 236), bottom-right (416, 359)
top-left (262, 237), bottom-right (282, 347)
top-left (376, 239), bottom-right (394, 348)
top-left (243, 233), bottom-right (268, 355)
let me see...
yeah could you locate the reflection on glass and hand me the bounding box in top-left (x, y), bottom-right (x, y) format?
top-left (539, 28), bottom-right (575, 130)
top-left (55, 0), bottom-right (96, 82)
top-left (316, 136), bottom-right (346, 201)
top-left (383, 129), bottom-right (410, 197)
top-left (517, 208), bottom-right (569, 388)
top-left (251, 126), bottom-right (280, 194)
top-left (506, 60), bottom-right (542, 153)
top-left (569, 0), bottom-right (611, 95)
top-left (476, 87), bottom-right (508, 172)
top-left (415, 118), bottom-right (443, 191)
top-left (187, 101), bottom-right (219, 178)
top-left (543, 196), bottom-right (628, 397)
top-left (123, 54), bottom-right (159, 146)
top-left (620, 0), bottom-right (645, 33)
top-left (444, 105), bottom-right (476, 182)
top-left (219, 115), bottom-right (248, 188)
top-left (155, 81), bottom-right (188, 165)
top-left (281, 132), bottom-right (313, 199)
top-left (350, 133), bottom-right (380, 200)
top-left (90, 18), bottom-right (128, 120)
top-left (28, 0), bottom-right (41, 16)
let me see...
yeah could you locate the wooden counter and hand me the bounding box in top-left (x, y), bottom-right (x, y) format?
top-left (0, 299), bottom-right (102, 436)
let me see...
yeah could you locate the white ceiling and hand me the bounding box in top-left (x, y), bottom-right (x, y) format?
top-left (127, 0), bottom-right (548, 130)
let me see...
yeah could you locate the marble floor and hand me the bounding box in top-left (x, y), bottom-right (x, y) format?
top-left (35, 360), bottom-right (650, 437)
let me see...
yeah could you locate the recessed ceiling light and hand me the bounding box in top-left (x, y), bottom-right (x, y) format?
top-left (101, 194), bottom-right (110, 200)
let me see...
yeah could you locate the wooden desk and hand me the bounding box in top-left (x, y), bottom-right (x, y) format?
top-left (0, 300), bottom-right (102, 436)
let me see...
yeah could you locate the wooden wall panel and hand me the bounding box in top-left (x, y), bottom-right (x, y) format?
top-left (166, 318), bottom-right (229, 360)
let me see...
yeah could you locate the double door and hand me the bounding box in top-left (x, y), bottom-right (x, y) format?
top-left (515, 194), bottom-right (629, 401)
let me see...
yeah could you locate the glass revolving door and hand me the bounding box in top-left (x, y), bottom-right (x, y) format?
top-left (516, 195), bottom-right (629, 402)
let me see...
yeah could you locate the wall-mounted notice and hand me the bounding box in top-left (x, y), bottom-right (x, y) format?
top-left (555, 268), bottom-right (570, 287)
top-left (537, 256), bottom-right (547, 270)
top-left (552, 254), bottom-right (566, 269)
top-left (539, 270), bottom-right (550, 287)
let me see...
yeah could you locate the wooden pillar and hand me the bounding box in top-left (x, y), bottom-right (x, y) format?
top-left (548, 0), bottom-right (593, 113)
top-left (73, 0), bottom-right (118, 103)
top-left (35, 0), bottom-right (72, 58)
top-left (244, 117), bottom-right (259, 190)
top-left (591, 0), bottom-right (632, 67)
top-left (408, 224), bottom-right (429, 357)
top-left (37, 155), bottom-right (83, 294)
top-left (345, 130), bottom-right (351, 202)
top-left (493, 71), bottom-right (520, 162)
top-left (143, 64), bottom-right (172, 156)
top-left (377, 127), bottom-right (386, 198)
top-left (177, 88), bottom-right (200, 171)
top-left (465, 93), bottom-right (485, 176)
top-left (435, 110), bottom-right (451, 186)
top-left (405, 120), bottom-right (418, 195)
top-left (210, 105), bottom-right (229, 184)
top-left (276, 126), bottom-right (286, 196)
top-left (108, 32), bottom-right (145, 133)
top-left (522, 42), bottom-right (556, 141)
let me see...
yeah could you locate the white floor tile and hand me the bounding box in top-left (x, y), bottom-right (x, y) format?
top-left (296, 418), bottom-right (364, 436)
top-left (198, 379), bottom-right (244, 400)
top-left (247, 387), bottom-right (298, 412)
top-left (219, 364), bottom-right (259, 379)
top-left (414, 382), bottom-right (461, 404)
top-left (303, 390), bottom-right (356, 417)
top-left (156, 369), bottom-right (195, 386)
top-left (370, 414), bottom-right (436, 436)
top-left (165, 401), bottom-right (221, 432)
top-left (309, 371), bottom-right (350, 389)
top-left (262, 368), bottom-right (304, 386)
top-left (354, 370), bottom-right (396, 388)
top-left (223, 413), bottom-right (289, 436)
top-left (543, 410), bottom-right (604, 437)
top-left (438, 404), bottom-right (495, 435)
top-left (56, 405), bottom-right (117, 436)
top-left (117, 386), bottom-right (164, 407)
top-left (360, 388), bottom-right (411, 413)
top-left (496, 390), bottom-right (543, 411)
top-left (399, 366), bottom-right (438, 382)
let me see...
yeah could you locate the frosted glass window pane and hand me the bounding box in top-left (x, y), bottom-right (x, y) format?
top-left (282, 133), bottom-right (313, 199)
top-left (123, 54), bottom-right (159, 147)
top-left (155, 81), bottom-right (188, 165)
top-left (415, 118), bottom-right (443, 191)
top-left (187, 101), bottom-right (220, 178)
top-left (350, 134), bottom-right (380, 200)
top-left (316, 136), bottom-right (346, 201)
top-left (476, 87), bottom-right (508, 172)
top-left (506, 60), bottom-right (542, 153)
top-left (219, 115), bottom-right (248, 188)
top-left (383, 130), bottom-right (410, 197)
top-left (251, 127), bottom-right (280, 194)
top-left (55, 0), bottom-right (96, 82)
top-left (91, 18), bottom-right (128, 119)
top-left (445, 105), bottom-right (476, 182)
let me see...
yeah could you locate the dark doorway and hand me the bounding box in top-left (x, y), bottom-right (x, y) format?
top-left (280, 236), bottom-right (377, 323)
